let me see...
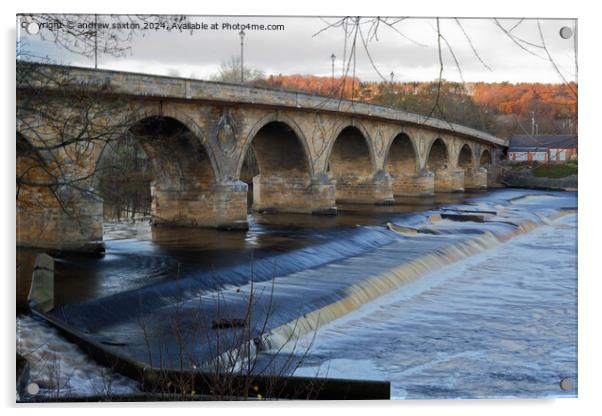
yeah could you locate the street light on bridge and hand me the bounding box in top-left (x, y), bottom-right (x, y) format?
top-left (390, 71), bottom-right (395, 107)
top-left (239, 29), bottom-right (246, 84)
top-left (330, 53), bottom-right (336, 96)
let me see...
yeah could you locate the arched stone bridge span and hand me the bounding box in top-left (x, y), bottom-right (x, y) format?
top-left (17, 63), bottom-right (507, 253)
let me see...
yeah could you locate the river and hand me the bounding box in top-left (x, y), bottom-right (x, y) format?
top-left (289, 213), bottom-right (577, 399)
top-left (16, 188), bottom-right (577, 400)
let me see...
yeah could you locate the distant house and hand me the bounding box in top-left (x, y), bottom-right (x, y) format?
top-left (507, 134), bottom-right (578, 163)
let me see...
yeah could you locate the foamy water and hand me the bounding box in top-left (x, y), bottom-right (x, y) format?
top-left (290, 214), bottom-right (577, 399)
top-left (16, 315), bottom-right (140, 399)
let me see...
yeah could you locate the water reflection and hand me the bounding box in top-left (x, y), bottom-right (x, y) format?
top-left (17, 195), bottom-right (457, 307)
top-left (15, 190), bottom-right (541, 310)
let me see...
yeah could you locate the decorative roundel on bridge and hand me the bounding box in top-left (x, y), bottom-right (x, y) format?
top-left (216, 109), bottom-right (238, 154)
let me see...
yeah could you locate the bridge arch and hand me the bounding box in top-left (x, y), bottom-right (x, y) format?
top-left (384, 132), bottom-right (426, 197)
top-left (239, 118), bottom-right (315, 212)
top-left (480, 148), bottom-right (493, 167)
top-left (325, 121), bottom-right (376, 174)
top-left (328, 125), bottom-right (375, 174)
top-left (121, 115), bottom-right (216, 186)
top-left (93, 115), bottom-right (220, 226)
top-left (426, 138), bottom-right (450, 172)
top-left (241, 118), bottom-right (312, 183)
top-left (326, 124), bottom-right (380, 203)
top-left (237, 113), bottom-right (313, 179)
top-left (427, 137), bottom-right (468, 192)
top-left (457, 143), bottom-right (476, 170)
top-left (124, 106), bottom-right (221, 180)
top-left (459, 142), bottom-right (492, 190)
top-left (16, 132), bottom-right (55, 198)
top-left (384, 132), bottom-right (419, 176)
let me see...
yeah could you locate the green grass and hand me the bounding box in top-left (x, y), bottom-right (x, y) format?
top-left (532, 162), bottom-right (578, 178)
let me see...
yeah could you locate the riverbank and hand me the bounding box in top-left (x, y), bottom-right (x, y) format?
top-left (500, 162), bottom-right (578, 191)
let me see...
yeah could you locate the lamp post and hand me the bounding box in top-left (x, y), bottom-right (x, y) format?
top-left (330, 53), bottom-right (336, 95)
top-left (531, 111), bottom-right (536, 135)
top-left (390, 71), bottom-right (395, 107)
top-left (239, 29), bottom-right (246, 84)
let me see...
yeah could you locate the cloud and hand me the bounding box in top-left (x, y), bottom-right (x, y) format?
top-left (20, 15), bottom-right (577, 83)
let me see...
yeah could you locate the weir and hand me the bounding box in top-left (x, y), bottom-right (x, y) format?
top-left (25, 189), bottom-right (576, 379)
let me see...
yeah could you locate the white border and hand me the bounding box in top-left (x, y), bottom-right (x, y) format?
top-left (3, 1), bottom-right (600, 415)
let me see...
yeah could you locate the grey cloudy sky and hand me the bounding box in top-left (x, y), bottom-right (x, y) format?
top-left (19, 15), bottom-right (577, 83)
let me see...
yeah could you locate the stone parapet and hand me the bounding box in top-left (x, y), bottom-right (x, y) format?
top-left (20, 62), bottom-right (507, 148)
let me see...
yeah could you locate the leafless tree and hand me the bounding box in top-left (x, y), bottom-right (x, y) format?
top-left (16, 15), bottom-right (196, 232)
top-left (16, 61), bottom-right (138, 227)
top-left (211, 55), bottom-right (265, 84)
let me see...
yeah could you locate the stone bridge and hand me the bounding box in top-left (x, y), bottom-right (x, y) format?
top-left (16, 63), bottom-right (507, 253)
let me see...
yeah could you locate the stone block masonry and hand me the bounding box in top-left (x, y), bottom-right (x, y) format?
top-left (434, 169), bottom-right (465, 193)
top-left (16, 63), bottom-right (505, 253)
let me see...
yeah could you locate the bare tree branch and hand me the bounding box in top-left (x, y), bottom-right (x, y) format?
top-left (455, 18), bottom-right (492, 71)
top-left (536, 19), bottom-right (578, 98)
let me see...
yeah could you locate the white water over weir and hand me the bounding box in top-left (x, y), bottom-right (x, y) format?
top-left (17, 189), bottom-right (577, 399)
top-left (290, 213), bottom-right (577, 399)
top-left (257, 199), bottom-right (572, 351)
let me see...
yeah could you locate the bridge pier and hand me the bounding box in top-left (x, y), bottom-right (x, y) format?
top-left (152, 181), bottom-right (248, 229)
top-left (17, 185), bottom-right (105, 254)
top-left (486, 165), bottom-right (501, 187)
top-left (434, 168), bottom-right (465, 193)
top-left (463, 168), bottom-right (488, 190)
top-left (335, 170), bottom-right (395, 204)
top-left (252, 174), bottom-right (337, 214)
top-left (17, 64), bottom-right (506, 255)
top-left (391, 170), bottom-right (435, 197)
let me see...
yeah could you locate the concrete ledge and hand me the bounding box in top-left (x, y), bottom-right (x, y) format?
top-left (27, 253), bottom-right (55, 313)
top-left (17, 240), bottom-right (106, 256)
top-left (27, 308), bottom-right (391, 400)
